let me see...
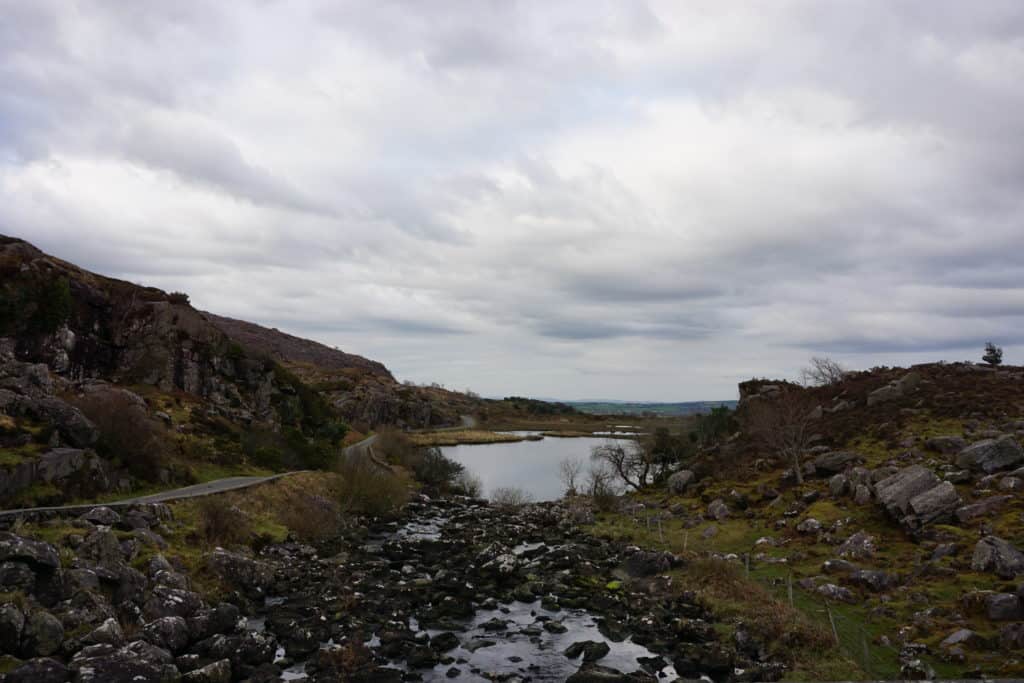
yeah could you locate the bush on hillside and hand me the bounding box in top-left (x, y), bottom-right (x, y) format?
top-left (983, 341), bottom-right (1003, 366)
top-left (195, 496), bottom-right (252, 547)
top-left (491, 487), bottom-right (533, 509)
top-left (335, 457), bottom-right (408, 516)
top-left (72, 390), bottom-right (168, 481)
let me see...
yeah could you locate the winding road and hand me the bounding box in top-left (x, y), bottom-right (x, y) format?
top-left (0, 434), bottom-right (381, 520)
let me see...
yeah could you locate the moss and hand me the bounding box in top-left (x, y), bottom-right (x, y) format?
top-left (0, 655), bottom-right (23, 675)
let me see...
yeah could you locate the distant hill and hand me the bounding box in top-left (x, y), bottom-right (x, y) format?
top-left (566, 400), bottom-right (738, 416)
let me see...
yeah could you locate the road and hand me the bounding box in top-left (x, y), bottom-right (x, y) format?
top-left (0, 434), bottom-right (381, 520)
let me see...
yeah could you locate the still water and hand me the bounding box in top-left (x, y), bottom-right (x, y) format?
top-left (441, 435), bottom-right (616, 502)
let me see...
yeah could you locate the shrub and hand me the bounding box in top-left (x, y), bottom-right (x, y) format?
top-left (277, 494), bottom-right (341, 542)
top-left (72, 390), bottom-right (169, 481)
top-left (167, 291), bottom-right (191, 305)
top-left (335, 458), bottom-right (408, 516)
top-left (490, 487), bottom-right (533, 508)
top-left (32, 277), bottom-right (72, 333)
top-left (411, 448), bottom-right (465, 491)
top-left (799, 356), bottom-right (846, 386)
top-left (451, 471), bottom-right (483, 497)
top-left (586, 464), bottom-right (620, 512)
top-left (374, 428), bottom-right (416, 465)
top-left (195, 496), bottom-right (252, 547)
top-left (983, 341), bottom-right (1003, 366)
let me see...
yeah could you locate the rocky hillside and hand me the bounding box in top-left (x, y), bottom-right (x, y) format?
top-left (600, 361), bottom-right (1024, 678)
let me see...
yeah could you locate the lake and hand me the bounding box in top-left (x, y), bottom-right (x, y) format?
top-left (441, 434), bottom-right (619, 502)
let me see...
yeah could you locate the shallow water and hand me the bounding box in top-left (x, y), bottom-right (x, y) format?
top-left (442, 436), bottom-right (620, 502)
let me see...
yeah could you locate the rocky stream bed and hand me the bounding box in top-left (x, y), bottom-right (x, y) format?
top-left (0, 495), bottom-right (787, 682)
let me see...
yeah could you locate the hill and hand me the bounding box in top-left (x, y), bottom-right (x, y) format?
top-left (568, 400), bottom-right (738, 417)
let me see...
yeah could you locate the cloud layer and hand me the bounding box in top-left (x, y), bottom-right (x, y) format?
top-left (3, 1), bottom-right (1024, 400)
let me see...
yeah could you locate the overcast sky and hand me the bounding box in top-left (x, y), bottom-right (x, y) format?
top-left (3, 1), bottom-right (1024, 401)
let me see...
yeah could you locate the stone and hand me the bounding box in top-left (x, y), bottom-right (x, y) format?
top-left (985, 593), bottom-right (1023, 621)
top-left (0, 560), bottom-right (37, 593)
top-left (142, 616), bottom-right (190, 653)
top-left (837, 531), bottom-right (876, 560)
top-left (182, 658), bottom-right (232, 683)
top-left (796, 518), bottom-right (822, 534)
top-left (814, 451), bottom-right (861, 474)
top-left (701, 524), bottom-right (718, 539)
top-left (81, 506), bottom-right (121, 526)
top-left (622, 550), bottom-right (674, 577)
top-left (78, 530), bottom-right (125, 568)
top-left (847, 569), bottom-right (898, 592)
top-left (956, 495), bottom-right (1012, 523)
top-left (69, 640), bottom-right (179, 683)
top-left (874, 465), bottom-right (940, 517)
top-left (956, 436), bottom-right (1024, 473)
top-left (430, 631), bottom-right (460, 652)
top-left (1001, 623), bottom-right (1024, 649)
top-left (907, 481), bottom-right (961, 526)
top-left (925, 436), bottom-right (968, 454)
top-left (33, 397), bottom-right (99, 447)
top-left (206, 548), bottom-right (274, 596)
top-left (706, 499), bottom-right (729, 521)
top-left (828, 474), bottom-right (849, 497)
top-left (816, 583), bottom-right (855, 602)
top-left (0, 602), bottom-right (25, 655)
top-left (564, 640), bottom-right (611, 662)
top-left (5, 657), bottom-right (69, 683)
top-left (0, 532), bottom-right (60, 571)
top-left (999, 476), bottom-right (1024, 492)
top-left (853, 484), bottom-right (872, 505)
top-left (143, 585), bottom-right (205, 620)
top-left (83, 617), bottom-right (125, 646)
top-left (940, 628), bottom-right (983, 649)
top-left (972, 536), bottom-right (1024, 579)
top-left (822, 559), bottom-right (857, 575)
top-left (667, 470), bottom-right (695, 494)
top-left (21, 610), bottom-right (64, 657)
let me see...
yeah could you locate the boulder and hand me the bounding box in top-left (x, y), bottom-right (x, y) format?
top-left (796, 518), bottom-right (822, 534)
top-left (142, 616), bottom-right (190, 653)
top-left (622, 550), bottom-right (674, 577)
top-left (82, 617), bottom-right (125, 647)
top-left (0, 532), bottom-right (60, 571)
top-left (181, 658), bottom-right (232, 683)
top-left (143, 586), bottom-right (205, 620)
top-left (972, 536), bottom-right (1024, 579)
top-left (78, 530), bottom-right (125, 568)
top-left (853, 484), bottom-right (872, 506)
top-left (69, 640), bottom-right (179, 683)
top-left (847, 569), bottom-right (898, 592)
top-left (873, 465), bottom-right (940, 518)
top-left (816, 583), bottom-right (855, 602)
top-left (813, 451), bottom-right (861, 475)
top-left (956, 494), bottom-right (1011, 523)
top-left (907, 481), bottom-right (961, 526)
top-left (0, 560), bottom-right (37, 593)
top-left (925, 436), bottom-right (968, 454)
top-left (985, 592), bottom-right (1024, 621)
top-left (564, 640), bottom-right (611, 662)
top-left (828, 474), bottom-right (849, 498)
top-left (706, 499), bottom-right (729, 521)
top-left (21, 610), bottom-right (64, 657)
top-left (81, 506), bottom-right (121, 527)
top-left (1001, 623), bottom-right (1024, 649)
top-left (5, 657), bottom-right (69, 683)
top-left (956, 436), bottom-right (1024, 473)
top-left (940, 628), bottom-right (983, 650)
top-left (667, 470), bottom-right (695, 494)
top-left (37, 448), bottom-right (91, 482)
top-left (206, 548), bottom-right (274, 596)
top-left (33, 397), bottom-right (98, 447)
top-left (0, 602), bottom-right (25, 655)
top-left (837, 531), bottom-right (876, 560)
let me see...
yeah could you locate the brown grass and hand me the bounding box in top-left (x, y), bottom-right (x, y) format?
top-left (407, 429), bottom-right (525, 447)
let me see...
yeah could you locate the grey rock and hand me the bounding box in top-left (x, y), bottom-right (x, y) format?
top-left (33, 397), bottom-right (98, 447)
top-left (853, 484), bottom-right (872, 505)
top-left (69, 640), bottom-right (179, 683)
top-left (0, 532), bottom-right (60, 571)
top-left (0, 560), bottom-right (37, 593)
top-left (78, 530), bottom-right (125, 567)
top-left (847, 569), bottom-right (898, 592)
top-left (21, 610), bottom-right (64, 657)
top-left (81, 506), bottom-right (121, 527)
top-left (972, 536), bottom-right (1024, 579)
top-left (828, 473), bottom-right (849, 497)
top-left (925, 436), bottom-right (967, 454)
top-left (985, 592), bottom-right (1024, 621)
top-left (206, 548), bottom-right (274, 596)
top-left (956, 494), bottom-right (1012, 523)
top-left (0, 602), bottom-right (25, 655)
top-left (822, 559), bottom-right (857, 575)
top-left (564, 640), bottom-right (611, 662)
top-left (142, 616), bottom-right (190, 653)
top-left (874, 465), bottom-right (940, 517)
top-left (796, 518), bottom-right (822, 534)
top-left (813, 451), bottom-right (861, 475)
top-left (706, 499), bottom-right (729, 521)
top-left (837, 531), bottom-right (876, 560)
top-left (956, 436), bottom-right (1024, 473)
top-left (816, 583), bottom-right (855, 602)
top-left (5, 657), bottom-right (69, 683)
top-left (667, 470), bottom-right (695, 494)
top-left (143, 585), bottom-right (205, 620)
top-left (999, 476), bottom-right (1024, 492)
top-left (940, 628), bottom-right (983, 649)
top-left (907, 481), bottom-right (961, 526)
top-left (181, 658), bottom-right (231, 683)
top-left (83, 617), bottom-right (125, 646)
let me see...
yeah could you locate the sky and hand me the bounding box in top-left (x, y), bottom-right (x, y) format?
top-left (2, 1), bottom-right (1024, 401)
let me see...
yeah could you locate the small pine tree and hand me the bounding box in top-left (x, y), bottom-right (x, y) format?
top-left (982, 341), bottom-right (1003, 366)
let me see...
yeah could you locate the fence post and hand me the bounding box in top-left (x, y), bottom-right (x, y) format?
top-left (744, 553), bottom-right (750, 578)
top-left (684, 532), bottom-right (688, 552)
top-left (787, 572), bottom-right (794, 608)
top-left (861, 628), bottom-right (870, 677)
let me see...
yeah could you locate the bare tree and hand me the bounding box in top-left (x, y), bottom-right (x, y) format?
top-left (585, 462), bottom-right (620, 511)
top-left (983, 342), bottom-right (1003, 366)
top-left (591, 439), bottom-right (661, 491)
top-left (800, 356), bottom-right (846, 386)
top-left (744, 390), bottom-right (818, 485)
top-left (559, 458), bottom-right (584, 497)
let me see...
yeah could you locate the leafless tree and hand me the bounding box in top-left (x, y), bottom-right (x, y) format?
top-left (800, 356), bottom-right (847, 386)
top-left (744, 390), bottom-right (818, 485)
top-left (559, 458), bottom-right (584, 496)
top-left (585, 463), bottom-right (620, 511)
top-left (590, 439), bottom-right (660, 491)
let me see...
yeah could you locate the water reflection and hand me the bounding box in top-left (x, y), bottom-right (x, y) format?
top-left (442, 436), bottom-right (615, 502)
